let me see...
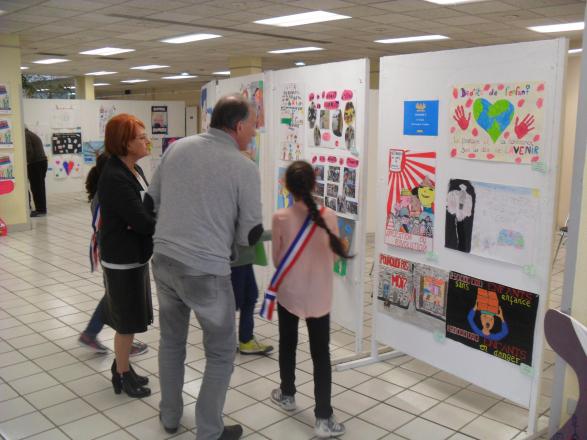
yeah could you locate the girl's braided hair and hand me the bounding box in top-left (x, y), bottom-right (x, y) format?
top-left (285, 161), bottom-right (351, 259)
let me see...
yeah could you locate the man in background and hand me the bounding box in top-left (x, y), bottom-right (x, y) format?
top-left (25, 128), bottom-right (48, 217)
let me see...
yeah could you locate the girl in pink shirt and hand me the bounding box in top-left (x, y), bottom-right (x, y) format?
top-left (270, 161), bottom-right (350, 438)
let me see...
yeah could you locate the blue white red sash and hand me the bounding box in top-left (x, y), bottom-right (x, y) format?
top-left (89, 202), bottom-right (101, 272)
top-left (259, 208), bottom-right (324, 320)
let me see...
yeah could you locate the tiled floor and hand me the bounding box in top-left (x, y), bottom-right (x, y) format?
top-left (0, 194), bottom-right (563, 439)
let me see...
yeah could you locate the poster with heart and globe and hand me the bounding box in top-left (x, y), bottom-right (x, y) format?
top-left (449, 82), bottom-right (545, 165)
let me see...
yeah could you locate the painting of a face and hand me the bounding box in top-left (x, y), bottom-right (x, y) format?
top-left (480, 313), bottom-right (495, 334)
top-left (344, 102), bottom-right (355, 125)
top-left (418, 186), bottom-right (435, 208)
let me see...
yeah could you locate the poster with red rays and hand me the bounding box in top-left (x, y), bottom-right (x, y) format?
top-left (384, 149), bottom-right (436, 253)
top-left (449, 81), bottom-right (545, 164)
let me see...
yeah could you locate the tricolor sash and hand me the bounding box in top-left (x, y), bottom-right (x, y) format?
top-left (89, 202), bottom-right (101, 272)
top-left (259, 208), bottom-right (324, 320)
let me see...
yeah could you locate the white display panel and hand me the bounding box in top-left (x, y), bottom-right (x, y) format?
top-left (374, 39), bottom-right (566, 408)
top-left (23, 99), bottom-right (186, 194)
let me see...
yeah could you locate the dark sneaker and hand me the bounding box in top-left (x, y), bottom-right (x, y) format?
top-left (130, 341), bottom-right (148, 357)
top-left (30, 211), bottom-right (47, 218)
top-left (78, 333), bottom-right (108, 354)
top-left (218, 424), bottom-right (243, 440)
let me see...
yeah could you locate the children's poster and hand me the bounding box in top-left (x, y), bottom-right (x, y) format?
top-left (200, 86), bottom-right (213, 133)
top-left (385, 149), bottom-right (436, 253)
top-left (0, 84), bottom-right (11, 114)
top-left (82, 141), bottom-right (104, 164)
top-left (279, 83), bottom-right (304, 162)
top-left (0, 118), bottom-right (14, 147)
top-left (307, 89), bottom-right (358, 156)
top-left (51, 103), bottom-right (80, 129)
top-left (376, 254), bottom-right (446, 333)
top-left (449, 81), bottom-right (545, 164)
top-left (445, 179), bottom-right (539, 265)
top-left (0, 153), bottom-right (15, 195)
top-left (52, 154), bottom-right (82, 179)
top-left (52, 132), bottom-right (82, 154)
top-left (98, 104), bottom-right (117, 137)
top-left (334, 217), bottom-right (355, 276)
top-left (277, 167), bottom-right (294, 209)
top-left (240, 80), bottom-right (264, 130)
top-left (151, 106), bottom-right (168, 135)
top-left (312, 155), bottom-right (359, 219)
top-left (446, 271), bottom-right (539, 366)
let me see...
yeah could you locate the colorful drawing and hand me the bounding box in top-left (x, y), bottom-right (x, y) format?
top-left (449, 81), bottom-right (545, 164)
top-left (445, 179), bottom-right (539, 265)
top-left (277, 167), bottom-right (294, 209)
top-left (334, 217), bottom-right (355, 276)
top-left (385, 149), bottom-right (436, 253)
top-left (82, 141), bottom-right (104, 164)
top-left (307, 89), bottom-right (357, 154)
top-left (279, 83), bottom-right (304, 162)
top-left (52, 154), bottom-right (82, 179)
top-left (0, 153), bottom-right (15, 195)
top-left (0, 84), bottom-right (11, 114)
top-left (446, 271), bottom-right (539, 366)
top-left (241, 80), bottom-right (264, 130)
top-left (413, 263), bottom-right (448, 321)
top-left (52, 132), bottom-right (82, 155)
top-left (151, 105), bottom-right (168, 135)
top-left (200, 86), bottom-right (213, 133)
top-left (377, 254), bottom-right (413, 309)
top-left (0, 118), bottom-right (13, 147)
top-left (98, 104), bottom-right (117, 137)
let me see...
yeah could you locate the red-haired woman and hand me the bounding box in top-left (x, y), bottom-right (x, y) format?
top-left (98, 114), bottom-right (155, 398)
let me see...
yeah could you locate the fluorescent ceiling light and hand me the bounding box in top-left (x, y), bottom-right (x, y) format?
top-left (162, 74), bottom-right (197, 79)
top-left (85, 71), bottom-right (117, 76)
top-left (121, 79), bottom-right (148, 83)
top-left (254, 11), bottom-right (350, 27)
top-left (80, 47), bottom-right (135, 56)
top-left (295, 61), bottom-right (306, 66)
top-left (33, 58), bottom-right (70, 64)
top-left (375, 34), bottom-right (449, 44)
top-left (569, 48), bottom-right (583, 54)
top-left (161, 33), bottom-right (221, 44)
top-left (528, 22), bottom-right (584, 33)
top-left (268, 47), bottom-right (323, 54)
top-left (38, 88), bottom-right (49, 92)
top-left (212, 71), bottom-right (230, 75)
top-left (423, 0), bottom-right (486, 4)
top-left (20, 66), bottom-right (29, 70)
top-left (64, 86), bottom-right (76, 89)
top-left (93, 83), bottom-right (110, 86)
top-left (131, 64), bottom-right (169, 70)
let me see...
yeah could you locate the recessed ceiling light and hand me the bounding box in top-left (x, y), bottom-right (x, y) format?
top-left (161, 33), bottom-right (221, 44)
top-left (528, 22), bottom-right (584, 33)
top-left (93, 83), bottom-right (110, 86)
top-left (212, 71), bottom-right (231, 75)
top-left (33, 58), bottom-right (70, 64)
top-left (254, 11), bottom-right (351, 27)
top-left (295, 61), bottom-right (306, 66)
top-left (162, 74), bottom-right (197, 79)
top-left (64, 86), bottom-right (76, 89)
top-left (268, 47), bottom-right (324, 54)
top-left (85, 71), bottom-right (117, 76)
top-left (121, 79), bottom-right (149, 83)
top-left (20, 66), bottom-right (29, 70)
top-left (569, 48), bottom-right (583, 54)
top-left (131, 65), bottom-right (170, 70)
top-left (37, 88), bottom-right (49, 92)
top-left (375, 35), bottom-right (449, 44)
top-left (80, 47), bottom-right (135, 56)
top-left (423, 0), bottom-right (487, 4)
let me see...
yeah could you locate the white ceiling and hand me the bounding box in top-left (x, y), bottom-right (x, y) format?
top-left (1, 0), bottom-right (585, 95)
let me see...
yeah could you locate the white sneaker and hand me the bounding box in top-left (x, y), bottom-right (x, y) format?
top-left (315, 415), bottom-right (345, 438)
top-left (270, 388), bottom-right (296, 411)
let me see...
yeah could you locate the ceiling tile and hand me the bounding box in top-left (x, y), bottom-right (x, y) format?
top-left (452, 1), bottom-right (520, 15)
top-left (370, 0), bottom-right (439, 13)
top-left (43, 0), bottom-right (106, 11)
top-left (435, 15), bottom-right (492, 26)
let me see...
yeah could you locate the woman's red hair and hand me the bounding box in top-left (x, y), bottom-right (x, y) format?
top-left (104, 113), bottom-right (145, 156)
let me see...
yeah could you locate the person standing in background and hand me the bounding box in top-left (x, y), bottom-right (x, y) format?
top-left (25, 128), bottom-right (48, 217)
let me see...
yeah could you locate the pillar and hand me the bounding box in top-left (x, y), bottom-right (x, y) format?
top-left (228, 56), bottom-right (262, 78)
top-left (0, 35), bottom-right (29, 231)
top-left (75, 76), bottom-right (94, 100)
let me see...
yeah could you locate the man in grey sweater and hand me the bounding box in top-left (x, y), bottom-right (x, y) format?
top-left (148, 95), bottom-right (262, 440)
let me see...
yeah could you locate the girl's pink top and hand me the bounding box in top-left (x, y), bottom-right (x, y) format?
top-left (271, 202), bottom-right (339, 319)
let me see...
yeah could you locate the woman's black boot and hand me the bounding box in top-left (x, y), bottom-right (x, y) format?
top-left (112, 359), bottom-right (148, 386)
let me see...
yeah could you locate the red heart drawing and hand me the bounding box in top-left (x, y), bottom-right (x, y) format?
top-left (0, 180), bottom-right (14, 195)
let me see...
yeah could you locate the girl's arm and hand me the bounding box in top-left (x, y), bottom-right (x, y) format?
top-left (271, 216), bottom-right (282, 267)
